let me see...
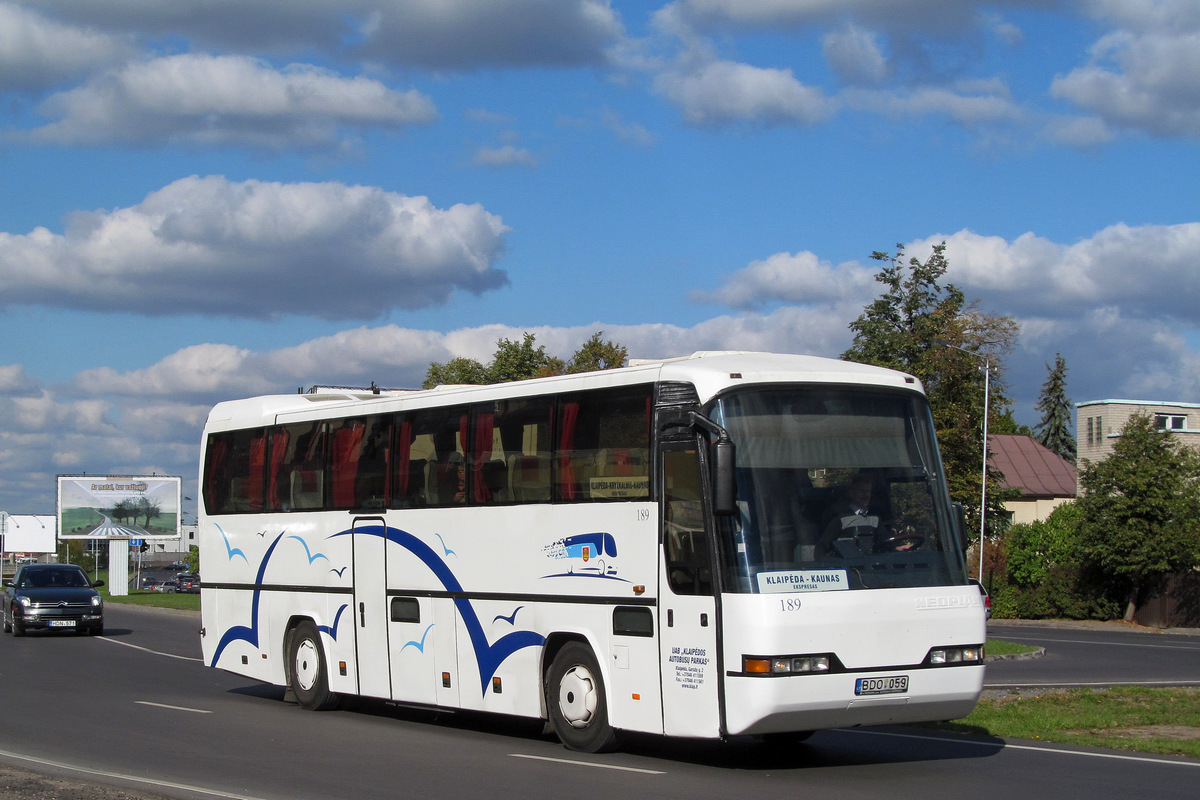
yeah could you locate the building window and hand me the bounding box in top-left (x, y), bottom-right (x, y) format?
top-left (1154, 414), bottom-right (1186, 432)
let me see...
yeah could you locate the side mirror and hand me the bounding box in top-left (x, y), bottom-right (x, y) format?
top-left (688, 411), bottom-right (738, 515)
top-left (952, 503), bottom-right (968, 554)
top-left (712, 439), bottom-right (737, 515)
top-left (92, 579), bottom-right (106, 588)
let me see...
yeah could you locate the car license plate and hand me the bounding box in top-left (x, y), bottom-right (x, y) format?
top-left (50, 620), bottom-right (77, 628)
top-left (855, 675), bottom-right (908, 696)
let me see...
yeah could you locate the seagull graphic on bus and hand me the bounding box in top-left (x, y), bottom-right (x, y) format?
top-left (541, 532), bottom-right (626, 581)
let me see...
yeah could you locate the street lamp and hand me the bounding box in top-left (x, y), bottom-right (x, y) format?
top-left (934, 339), bottom-right (991, 582)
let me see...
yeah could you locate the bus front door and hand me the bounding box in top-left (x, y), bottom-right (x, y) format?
top-left (658, 446), bottom-right (721, 739)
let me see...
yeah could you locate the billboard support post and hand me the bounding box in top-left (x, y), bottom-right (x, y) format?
top-left (109, 539), bottom-right (130, 596)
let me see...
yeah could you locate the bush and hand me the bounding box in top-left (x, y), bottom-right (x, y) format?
top-left (992, 503), bottom-right (1120, 620)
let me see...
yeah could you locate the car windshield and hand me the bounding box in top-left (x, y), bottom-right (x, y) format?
top-left (19, 568), bottom-right (89, 589)
top-left (711, 385), bottom-right (968, 593)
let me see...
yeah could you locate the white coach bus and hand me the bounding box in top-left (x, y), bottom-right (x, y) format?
top-left (198, 351), bottom-right (985, 752)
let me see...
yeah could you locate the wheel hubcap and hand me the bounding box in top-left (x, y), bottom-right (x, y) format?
top-left (294, 637), bottom-right (319, 692)
top-left (557, 665), bottom-right (597, 729)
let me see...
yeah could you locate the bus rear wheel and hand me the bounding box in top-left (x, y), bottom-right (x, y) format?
top-left (546, 642), bottom-right (619, 753)
top-left (288, 621), bottom-right (340, 711)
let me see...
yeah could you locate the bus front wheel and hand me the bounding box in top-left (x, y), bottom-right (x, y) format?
top-left (288, 621), bottom-right (340, 711)
top-left (546, 641), bottom-right (619, 753)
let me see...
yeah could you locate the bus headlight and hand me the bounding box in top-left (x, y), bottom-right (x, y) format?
top-left (928, 646), bottom-right (984, 665)
top-left (744, 654), bottom-right (833, 675)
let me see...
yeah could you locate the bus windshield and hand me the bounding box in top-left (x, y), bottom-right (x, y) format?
top-left (712, 386), bottom-right (967, 593)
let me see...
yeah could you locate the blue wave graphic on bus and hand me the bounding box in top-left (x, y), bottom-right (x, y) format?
top-left (334, 524), bottom-right (545, 696)
top-left (318, 604), bottom-right (349, 639)
top-left (208, 525), bottom-right (544, 696)
top-left (209, 531), bottom-right (286, 666)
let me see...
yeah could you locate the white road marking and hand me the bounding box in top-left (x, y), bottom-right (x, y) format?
top-left (510, 753), bottom-right (665, 774)
top-left (0, 747), bottom-right (270, 800)
top-left (849, 728), bottom-right (1200, 768)
top-left (96, 633), bottom-right (203, 661)
top-left (135, 700), bottom-right (213, 714)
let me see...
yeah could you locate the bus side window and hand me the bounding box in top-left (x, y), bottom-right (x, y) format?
top-left (325, 415), bottom-right (390, 510)
top-left (493, 396), bottom-right (553, 504)
top-left (556, 386), bottom-right (651, 502)
top-left (404, 406), bottom-right (468, 508)
top-left (203, 428), bottom-right (269, 515)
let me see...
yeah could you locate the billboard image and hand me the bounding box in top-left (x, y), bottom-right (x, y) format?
top-left (57, 475), bottom-right (182, 540)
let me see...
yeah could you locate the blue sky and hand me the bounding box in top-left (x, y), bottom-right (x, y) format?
top-left (2, 0), bottom-right (1199, 515)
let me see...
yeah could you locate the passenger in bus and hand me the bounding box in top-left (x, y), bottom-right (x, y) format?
top-left (818, 473), bottom-right (914, 556)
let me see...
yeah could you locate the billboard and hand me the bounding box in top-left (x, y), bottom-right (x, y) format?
top-left (57, 475), bottom-right (182, 540)
top-left (1, 514), bottom-right (57, 553)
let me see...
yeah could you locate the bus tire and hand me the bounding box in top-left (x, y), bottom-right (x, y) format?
top-left (288, 621), bottom-right (340, 711)
top-left (546, 641), bottom-right (619, 753)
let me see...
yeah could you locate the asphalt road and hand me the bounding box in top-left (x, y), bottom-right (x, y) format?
top-left (985, 620), bottom-right (1200, 689)
top-left (0, 608), bottom-right (1198, 800)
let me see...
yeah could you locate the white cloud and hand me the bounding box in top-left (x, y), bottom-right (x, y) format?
top-left (0, 3), bottom-right (129, 92)
top-left (0, 176), bottom-right (510, 321)
top-left (909, 223), bottom-right (1200, 324)
top-left (473, 145), bottom-right (539, 169)
top-left (0, 364), bottom-right (40, 396)
top-left (662, 0), bottom-right (997, 36)
top-left (1051, 29), bottom-right (1200, 139)
top-left (1048, 1), bottom-right (1200, 140)
top-left (655, 59), bottom-right (833, 127)
top-left (846, 80), bottom-right (1024, 127)
top-left (823, 24), bottom-right (889, 85)
top-left (690, 251), bottom-right (878, 309)
top-left (23, 0), bottom-right (625, 70)
top-left (26, 53), bottom-right (436, 148)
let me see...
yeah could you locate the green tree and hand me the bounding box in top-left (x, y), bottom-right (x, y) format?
top-left (488, 333), bottom-right (554, 383)
top-left (1077, 412), bottom-right (1200, 621)
top-left (136, 496), bottom-right (162, 529)
top-left (566, 331), bottom-right (628, 373)
top-left (422, 356), bottom-right (489, 388)
top-left (1033, 353), bottom-right (1076, 464)
top-left (843, 242), bottom-right (1019, 545)
top-left (423, 331), bottom-right (627, 388)
top-left (1006, 502), bottom-right (1082, 588)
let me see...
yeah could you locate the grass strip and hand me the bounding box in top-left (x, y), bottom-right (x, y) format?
top-left (934, 686), bottom-right (1200, 758)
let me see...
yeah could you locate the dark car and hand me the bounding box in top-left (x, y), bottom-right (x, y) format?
top-left (174, 572), bottom-right (201, 593)
top-left (3, 564), bottom-right (105, 636)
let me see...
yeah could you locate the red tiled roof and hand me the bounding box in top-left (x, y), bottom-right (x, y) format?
top-left (988, 434), bottom-right (1077, 498)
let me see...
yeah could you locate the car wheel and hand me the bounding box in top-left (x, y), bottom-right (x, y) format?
top-left (3, 610), bottom-right (10, 634)
top-left (288, 621), bottom-right (339, 711)
top-left (546, 641), bottom-right (619, 753)
top-left (12, 617), bottom-right (24, 637)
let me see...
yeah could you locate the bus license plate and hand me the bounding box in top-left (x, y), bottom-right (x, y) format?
top-left (49, 620), bottom-right (77, 627)
top-left (855, 675), bottom-right (908, 696)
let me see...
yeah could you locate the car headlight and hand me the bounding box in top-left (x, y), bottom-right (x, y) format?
top-left (17, 596), bottom-right (32, 608)
top-left (91, 595), bottom-right (103, 608)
